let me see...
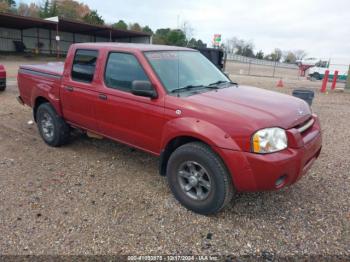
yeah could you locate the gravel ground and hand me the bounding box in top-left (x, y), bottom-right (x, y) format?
top-left (0, 59), bottom-right (349, 258)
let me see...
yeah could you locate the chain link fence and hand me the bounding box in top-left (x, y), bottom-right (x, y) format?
top-left (225, 53), bottom-right (300, 79)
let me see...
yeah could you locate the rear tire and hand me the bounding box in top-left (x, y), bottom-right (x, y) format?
top-left (0, 85), bottom-right (5, 91)
top-left (166, 142), bottom-right (234, 215)
top-left (36, 103), bottom-right (70, 147)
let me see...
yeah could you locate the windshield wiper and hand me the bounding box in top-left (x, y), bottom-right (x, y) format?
top-left (170, 84), bottom-right (218, 93)
top-left (208, 80), bottom-right (238, 86)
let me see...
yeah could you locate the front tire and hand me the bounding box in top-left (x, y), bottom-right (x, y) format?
top-left (312, 72), bottom-right (321, 80)
top-left (166, 142), bottom-right (234, 215)
top-left (36, 103), bottom-right (70, 147)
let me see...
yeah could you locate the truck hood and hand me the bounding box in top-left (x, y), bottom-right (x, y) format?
top-left (183, 85), bottom-right (312, 130)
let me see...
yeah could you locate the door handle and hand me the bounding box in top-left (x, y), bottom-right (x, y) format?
top-left (98, 94), bottom-right (107, 100)
top-left (65, 86), bottom-right (74, 92)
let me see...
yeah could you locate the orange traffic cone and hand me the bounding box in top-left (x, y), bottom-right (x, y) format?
top-left (276, 79), bottom-right (284, 88)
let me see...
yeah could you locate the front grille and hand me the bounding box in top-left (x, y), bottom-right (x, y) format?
top-left (296, 118), bottom-right (314, 133)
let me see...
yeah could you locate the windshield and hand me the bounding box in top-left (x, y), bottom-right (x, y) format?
top-left (145, 51), bottom-right (230, 93)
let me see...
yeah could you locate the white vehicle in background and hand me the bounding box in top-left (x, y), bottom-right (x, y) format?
top-left (308, 63), bottom-right (348, 81)
top-left (297, 57), bottom-right (348, 81)
top-left (296, 57), bottom-right (321, 67)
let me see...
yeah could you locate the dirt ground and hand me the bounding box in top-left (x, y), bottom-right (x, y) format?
top-left (0, 57), bottom-right (349, 258)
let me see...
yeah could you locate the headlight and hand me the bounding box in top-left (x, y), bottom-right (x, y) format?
top-left (252, 127), bottom-right (287, 153)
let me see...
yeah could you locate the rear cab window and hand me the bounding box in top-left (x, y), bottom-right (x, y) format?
top-left (104, 52), bottom-right (149, 92)
top-left (71, 49), bottom-right (98, 83)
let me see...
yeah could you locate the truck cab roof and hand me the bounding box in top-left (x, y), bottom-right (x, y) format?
top-left (72, 43), bottom-right (195, 52)
top-left (19, 43), bottom-right (197, 77)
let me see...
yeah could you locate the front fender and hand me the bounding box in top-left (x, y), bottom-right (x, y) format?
top-left (161, 117), bottom-right (241, 151)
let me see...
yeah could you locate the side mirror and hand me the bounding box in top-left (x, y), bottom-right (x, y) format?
top-left (131, 80), bottom-right (158, 99)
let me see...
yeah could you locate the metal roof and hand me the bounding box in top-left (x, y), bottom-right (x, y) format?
top-left (0, 12), bottom-right (56, 29)
top-left (0, 12), bottom-right (150, 38)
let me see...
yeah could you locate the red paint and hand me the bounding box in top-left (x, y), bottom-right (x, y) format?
top-left (321, 70), bottom-right (330, 93)
top-left (276, 79), bottom-right (284, 88)
top-left (16, 43), bottom-right (322, 192)
top-left (331, 70), bottom-right (339, 90)
top-left (298, 64), bottom-right (314, 77)
top-left (0, 64), bottom-right (6, 79)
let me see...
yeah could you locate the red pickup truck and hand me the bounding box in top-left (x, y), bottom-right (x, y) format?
top-left (17, 43), bottom-right (322, 214)
top-left (0, 64), bottom-right (6, 91)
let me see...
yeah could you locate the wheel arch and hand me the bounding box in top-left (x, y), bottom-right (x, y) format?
top-left (159, 134), bottom-right (236, 177)
top-left (33, 96), bottom-right (50, 121)
top-left (159, 136), bottom-right (202, 176)
top-left (159, 117), bottom-right (240, 176)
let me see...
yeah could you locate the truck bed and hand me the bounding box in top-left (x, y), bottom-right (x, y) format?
top-left (17, 62), bottom-right (64, 113)
top-left (19, 62), bottom-right (64, 77)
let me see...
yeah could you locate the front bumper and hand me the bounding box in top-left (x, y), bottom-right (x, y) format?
top-left (219, 116), bottom-right (322, 192)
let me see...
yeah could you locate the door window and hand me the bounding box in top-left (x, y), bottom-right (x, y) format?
top-left (71, 49), bottom-right (98, 83)
top-left (104, 52), bottom-right (149, 92)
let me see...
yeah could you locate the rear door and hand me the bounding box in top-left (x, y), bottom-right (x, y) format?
top-left (61, 49), bottom-right (99, 130)
top-left (94, 51), bottom-right (166, 154)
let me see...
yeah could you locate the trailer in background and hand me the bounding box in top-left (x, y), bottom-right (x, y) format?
top-left (196, 47), bottom-right (225, 71)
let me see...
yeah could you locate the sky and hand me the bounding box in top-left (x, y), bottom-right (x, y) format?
top-left (22, 0), bottom-right (350, 64)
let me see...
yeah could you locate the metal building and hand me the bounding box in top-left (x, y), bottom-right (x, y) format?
top-left (0, 13), bottom-right (151, 56)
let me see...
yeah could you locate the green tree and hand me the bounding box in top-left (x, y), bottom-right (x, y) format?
top-left (56, 0), bottom-right (78, 18)
top-left (188, 38), bottom-right (197, 47)
top-left (83, 10), bottom-right (104, 25)
top-left (269, 48), bottom-right (282, 62)
top-left (0, 1), bottom-right (10, 12)
top-left (166, 29), bottom-right (186, 46)
top-left (0, 0), bottom-right (17, 13)
top-left (187, 38), bottom-right (206, 48)
top-left (39, 0), bottom-right (50, 18)
top-left (235, 40), bottom-right (254, 57)
top-left (152, 28), bottom-right (170, 44)
top-left (129, 23), bottom-right (142, 32)
top-left (56, 0), bottom-right (90, 20)
top-left (196, 39), bottom-right (206, 48)
top-left (256, 50), bottom-right (264, 59)
top-left (50, 0), bottom-right (57, 17)
top-left (4, 0), bottom-right (15, 7)
top-left (230, 38), bottom-right (255, 57)
top-left (142, 25), bottom-right (153, 35)
top-left (16, 2), bottom-right (40, 17)
top-left (283, 51), bottom-right (297, 63)
top-left (112, 20), bottom-right (128, 30)
top-left (152, 27), bottom-right (206, 47)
